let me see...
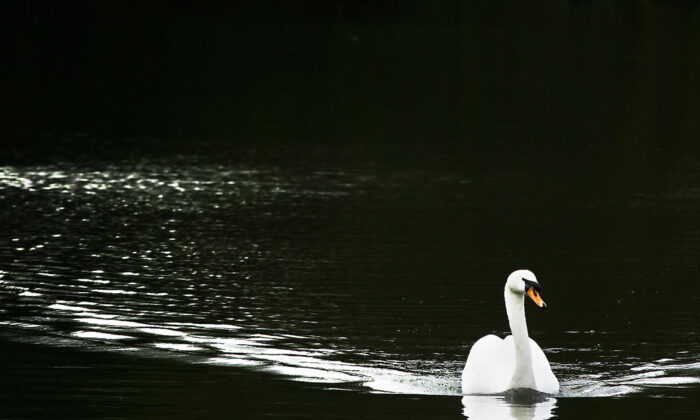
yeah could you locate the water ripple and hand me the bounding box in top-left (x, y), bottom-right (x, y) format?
top-left (0, 162), bottom-right (698, 401)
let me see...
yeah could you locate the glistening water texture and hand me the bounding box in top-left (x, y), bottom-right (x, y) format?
top-left (0, 158), bottom-right (698, 418)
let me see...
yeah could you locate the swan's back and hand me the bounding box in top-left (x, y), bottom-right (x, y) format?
top-left (461, 335), bottom-right (559, 394)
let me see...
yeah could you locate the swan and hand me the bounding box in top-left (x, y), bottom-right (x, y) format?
top-left (462, 269), bottom-right (559, 394)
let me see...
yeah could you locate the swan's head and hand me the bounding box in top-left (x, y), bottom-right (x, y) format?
top-left (505, 269), bottom-right (547, 309)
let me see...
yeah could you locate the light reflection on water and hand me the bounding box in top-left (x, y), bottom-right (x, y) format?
top-left (4, 289), bottom-right (698, 399)
top-left (0, 162), bottom-right (699, 406)
top-left (462, 394), bottom-right (557, 420)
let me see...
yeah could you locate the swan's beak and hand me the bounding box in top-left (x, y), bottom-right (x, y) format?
top-left (527, 287), bottom-right (547, 309)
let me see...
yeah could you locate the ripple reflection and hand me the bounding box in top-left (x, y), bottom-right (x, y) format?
top-left (462, 394), bottom-right (557, 420)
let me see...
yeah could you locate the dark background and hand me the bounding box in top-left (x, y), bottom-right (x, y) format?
top-left (3, 1), bottom-right (698, 161)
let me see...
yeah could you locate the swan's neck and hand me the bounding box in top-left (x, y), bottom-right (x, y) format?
top-left (505, 288), bottom-right (536, 389)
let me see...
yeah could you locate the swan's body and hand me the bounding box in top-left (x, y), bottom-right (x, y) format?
top-left (461, 270), bottom-right (559, 394)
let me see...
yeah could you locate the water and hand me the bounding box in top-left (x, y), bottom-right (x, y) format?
top-left (3, 1), bottom-right (700, 418)
top-left (0, 153), bottom-right (698, 418)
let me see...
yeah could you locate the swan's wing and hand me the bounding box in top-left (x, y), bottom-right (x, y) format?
top-left (462, 334), bottom-right (514, 394)
top-left (529, 338), bottom-right (560, 394)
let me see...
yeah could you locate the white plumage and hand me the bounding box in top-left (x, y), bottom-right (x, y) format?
top-left (462, 269), bottom-right (559, 394)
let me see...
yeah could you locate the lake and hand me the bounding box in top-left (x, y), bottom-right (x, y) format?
top-left (1, 2), bottom-right (699, 418)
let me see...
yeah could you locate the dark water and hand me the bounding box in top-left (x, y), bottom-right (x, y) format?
top-left (2, 1), bottom-right (700, 418)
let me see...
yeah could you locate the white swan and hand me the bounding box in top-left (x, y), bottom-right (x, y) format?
top-left (462, 269), bottom-right (559, 394)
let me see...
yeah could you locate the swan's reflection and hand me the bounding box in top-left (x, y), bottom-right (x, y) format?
top-left (462, 391), bottom-right (557, 420)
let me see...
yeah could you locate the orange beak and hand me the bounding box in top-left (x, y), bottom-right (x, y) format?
top-left (527, 286), bottom-right (547, 308)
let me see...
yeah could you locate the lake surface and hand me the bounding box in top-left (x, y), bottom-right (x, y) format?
top-left (2, 1), bottom-right (699, 418)
top-left (0, 145), bottom-right (698, 418)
